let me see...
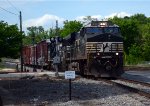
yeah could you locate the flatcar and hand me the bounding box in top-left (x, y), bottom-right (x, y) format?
top-left (62, 21), bottom-right (124, 77)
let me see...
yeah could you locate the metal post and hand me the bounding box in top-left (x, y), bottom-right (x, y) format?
top-left (49, 40), bottom-right (51, 70)
top-left (33, 45), bottom-right (36, 72)
top-left (41, 44), bottom-right (44, 72)
top-left (32, 32), bottom-right (36, 72)
top-left (55, 20), bottom-right (59, 76)
top-left (55, 36), bottom-right (59, 77)
top-left (70, 46), bottom-right (71, 70)
top-left (69, 79), bottom-right (71, 100)
top-left (20, 11), bottom-right (23, 72)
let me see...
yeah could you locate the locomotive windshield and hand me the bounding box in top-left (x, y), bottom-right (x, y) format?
top-left (85, 27), bottom-right (120, 34)
top-left (104, 27), bottom-right (120, 34)
top-left (86, 27), bottom-right (103, 34)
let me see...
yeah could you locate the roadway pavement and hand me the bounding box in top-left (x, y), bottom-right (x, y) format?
top-left (121, 71), bottom-right (150, 84)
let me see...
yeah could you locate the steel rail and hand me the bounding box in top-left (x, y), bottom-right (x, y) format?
top-left (118, 77), bottom-right (150, 87)
top-left (97, 78), bottom-right (150, 98)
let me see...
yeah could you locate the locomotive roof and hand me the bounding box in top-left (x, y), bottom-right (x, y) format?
top-left (84, 21), bottom-right (119, 27)
top-left (63, 32), bottom-right (77, 45)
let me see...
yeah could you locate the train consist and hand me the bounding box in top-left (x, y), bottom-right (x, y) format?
top-left (23, 21), bottom-right (124, 77)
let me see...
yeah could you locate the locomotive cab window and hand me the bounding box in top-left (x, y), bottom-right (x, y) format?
top-left (104, 27), bottom-right (113, 33)
top-left (86, 27), bottom-right (102, 34)
top-left (114, 27), bottom-right (121, 34)
top-left (104, 27), bottom-right (120, 34)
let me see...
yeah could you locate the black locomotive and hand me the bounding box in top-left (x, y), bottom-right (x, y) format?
top-left (61, 21), bottom-right (124, 77)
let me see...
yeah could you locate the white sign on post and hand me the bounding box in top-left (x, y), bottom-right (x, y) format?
top-left (65, 71), bottom-right (75, 79)
top-left (53, 56), bottom-right (61, 64)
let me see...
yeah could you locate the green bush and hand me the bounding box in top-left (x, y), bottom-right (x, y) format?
top-left (125, 44), bottom-right (143, 65)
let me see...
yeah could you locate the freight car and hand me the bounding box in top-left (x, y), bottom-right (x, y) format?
top-left (62, 21), bottom-right (124, 77)
top-left (22, 45), bottom-right (36, 67)
top-left (22, 39), bottom-right (52, 71)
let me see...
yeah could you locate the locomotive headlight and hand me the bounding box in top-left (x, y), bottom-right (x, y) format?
top-left (97, 53), bottom-right (100, 55)
top-left (116, 52), bottom-right (119, 55)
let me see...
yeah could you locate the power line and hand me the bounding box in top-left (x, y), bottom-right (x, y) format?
top-left (6, 0), bottom-right (20, 12)
top-left (0, 6), bottom-right (18, 16)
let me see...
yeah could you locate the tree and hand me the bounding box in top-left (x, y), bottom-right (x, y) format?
top-left (60, 20), bottom-right (83, 37)
top-left (110, 17), bottom-right (141, 54)
top-left (24, 26), bottom-right (48, 45)
top-left (0, 21), bottom-right (22, 58)
top-left (82, 16), bottom-right (98, 25)
top-left (126, 44), bottom-right (143, 64)
top-left (109, 14), bottom-right (150, 64)
top-left (131, 14), bottom-right (147, 24)
top-left (141, 23), bottom-right (150, 61)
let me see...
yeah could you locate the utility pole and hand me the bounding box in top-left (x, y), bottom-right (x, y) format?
top-left (56, 20), bottom-right (58, 36)
top-left (32, 31), bottom-right (36, 72)
top-left (56, 20), bottom-right (58, 55)
top-left (55, 20), bottom-right (59, 76)
top-left (20, 11), bottom-right (23, 72)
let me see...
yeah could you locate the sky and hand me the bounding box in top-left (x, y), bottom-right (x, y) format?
top-left (0, 0), bottom-right (150, 31)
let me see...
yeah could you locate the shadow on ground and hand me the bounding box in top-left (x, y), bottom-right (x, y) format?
top-left (0, 76), bottom-right (129, 105)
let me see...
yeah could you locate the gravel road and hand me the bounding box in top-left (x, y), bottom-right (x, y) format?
top-left (0, 76), bottom-right (150, 106)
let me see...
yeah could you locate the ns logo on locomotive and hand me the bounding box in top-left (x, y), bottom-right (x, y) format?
top-left (23, 21), bottom-right (124, 78)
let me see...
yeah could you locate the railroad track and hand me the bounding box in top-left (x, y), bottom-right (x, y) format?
top-left (118, 77), bottom-right (150, 87)
top-left (84, 75), bottom-right (150, 98)
top-left (98, 78), bottom-right (150, 98)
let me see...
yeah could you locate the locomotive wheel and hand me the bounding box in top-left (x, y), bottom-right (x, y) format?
top-left (0, 96), bottom-right (3, 106)
top-left (79, 65), bottom-right (84, 76)
top-left (90, 66), bottom-right (99, 77)
top-left (79, 61), bottom-right (85, 76)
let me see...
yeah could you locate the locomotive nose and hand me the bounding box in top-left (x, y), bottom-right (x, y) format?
top-left (105, 62), bottom-right (112, 71)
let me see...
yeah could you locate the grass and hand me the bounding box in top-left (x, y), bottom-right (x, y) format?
top-left (125, 61), bottom-right (150, 67)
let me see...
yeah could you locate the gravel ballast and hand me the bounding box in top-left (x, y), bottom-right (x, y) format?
top-left (0, 76), bottom-right (150, 106)
top-left (112, 79), bottom-right (150, 94)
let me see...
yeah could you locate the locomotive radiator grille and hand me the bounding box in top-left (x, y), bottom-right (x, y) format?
top-left (86, 42), bottom-right (123, 53)
top-left (110, 43), bottom-right (123, 52)
top-left (86, 42), bottom-right (103, 53)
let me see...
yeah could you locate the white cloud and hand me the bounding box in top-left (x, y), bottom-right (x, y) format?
top-left (105, 12), bottom-right (131, 19)
top-left (23, 14), bottom-right (65, 29)
top-left (75, 16), bottom-right (86, 21)
top-left (23, 12), bottom-right (131, 30)
top-left (91, 15), bottom-right (102, 19)
top-left (75, 12), bottom-right (131, 22)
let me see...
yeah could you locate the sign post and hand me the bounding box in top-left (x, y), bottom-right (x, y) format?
top-left (53, 55), bottom-right (61, 76)
top-left (65, 71), bottom-right (75, 100)
top-left (69, 79), bottom-right (71, 100)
